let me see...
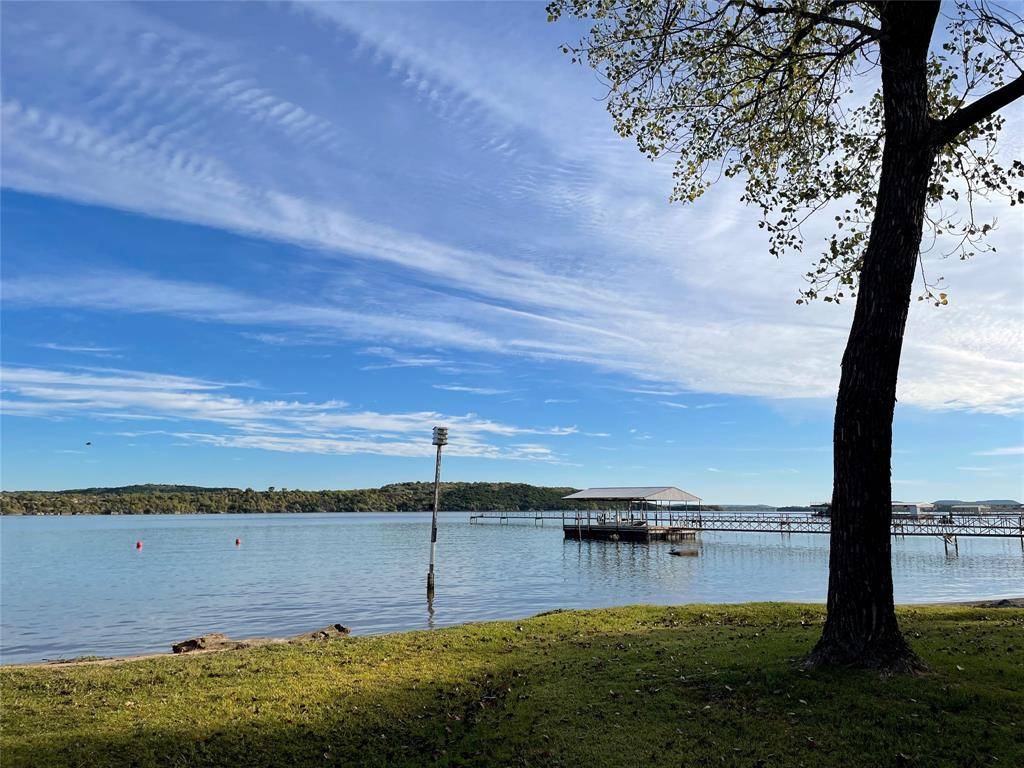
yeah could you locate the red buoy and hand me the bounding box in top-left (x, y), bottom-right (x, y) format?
top-left (135, 541), bottom-right (142, 549)
top-left (235, 538), bottom-right (241, 546)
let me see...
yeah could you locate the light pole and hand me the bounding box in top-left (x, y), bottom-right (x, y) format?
top-left (427, 425), bottom-right (447, 598)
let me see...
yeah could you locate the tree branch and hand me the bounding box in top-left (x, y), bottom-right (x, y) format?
top-left (735, 0), bottom-right (884, 39)
top-left (934, 73), bottom-right (1024, 145)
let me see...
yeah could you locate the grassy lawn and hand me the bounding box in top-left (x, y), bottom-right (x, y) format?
top-left (2, 603), bottom-right (1021, 767)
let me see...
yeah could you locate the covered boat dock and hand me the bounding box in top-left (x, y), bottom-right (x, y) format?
top-left (560, 486), bottom-right (701, 542)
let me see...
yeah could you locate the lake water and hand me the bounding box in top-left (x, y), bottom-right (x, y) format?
top-left (1, 512), bottom-right (1022, 664)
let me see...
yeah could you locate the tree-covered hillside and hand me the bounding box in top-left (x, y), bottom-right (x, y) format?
top-left (0, 482), bottom-right (601, 515)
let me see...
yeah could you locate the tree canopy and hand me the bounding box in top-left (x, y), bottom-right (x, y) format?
top-left (548, 0), bottom-right (1024, 305)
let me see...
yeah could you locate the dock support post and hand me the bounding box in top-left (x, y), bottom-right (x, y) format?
top-left (943, 533), bottom-right (959, 557)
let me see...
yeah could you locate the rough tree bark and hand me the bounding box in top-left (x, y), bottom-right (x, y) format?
top-left (806, 1), bottom-right (942, 672)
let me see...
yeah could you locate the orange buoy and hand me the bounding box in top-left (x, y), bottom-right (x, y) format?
top-left (235, 538), bottom-right (241, 546)
top-left (135, 541), bottom-right (142, 549)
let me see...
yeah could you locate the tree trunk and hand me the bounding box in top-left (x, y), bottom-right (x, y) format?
top-left (806, 2), bottom-right (941, 672)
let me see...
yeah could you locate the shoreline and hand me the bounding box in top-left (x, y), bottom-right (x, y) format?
top-left (6, 596), bottom-right (1021, 670)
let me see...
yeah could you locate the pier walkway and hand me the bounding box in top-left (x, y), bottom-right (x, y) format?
top-left (468, 510), bottom-right (1024, 552)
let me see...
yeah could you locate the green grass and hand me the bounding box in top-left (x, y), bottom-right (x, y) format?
top-left (2, 604), bottom-right (1022, 767)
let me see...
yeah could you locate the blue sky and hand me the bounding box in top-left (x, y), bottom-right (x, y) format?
top-left (1, 1), bottom-right (1022, 504)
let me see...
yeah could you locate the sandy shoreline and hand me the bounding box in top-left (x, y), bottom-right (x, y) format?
top-left (5, 597), bottom-right (1021, 671)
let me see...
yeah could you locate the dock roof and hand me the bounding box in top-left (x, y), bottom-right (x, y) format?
top-left (563, 486), bottom-right (701, 502)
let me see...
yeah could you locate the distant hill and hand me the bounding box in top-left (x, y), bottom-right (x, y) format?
top-left (0, 482), bottom-right (602, 515)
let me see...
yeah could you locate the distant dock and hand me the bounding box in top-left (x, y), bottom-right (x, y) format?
top-left (469, 508), bottom-right (1024, 555)
top-left (561, 485), bottom-right (702, 541)
top-left (468, 486), bottom-right (1024, 555)
top-left (470, 486), bottom-right (705, 542)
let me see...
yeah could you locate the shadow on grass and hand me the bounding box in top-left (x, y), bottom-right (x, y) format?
top-left (3, 605), bottom-right (1022, 767)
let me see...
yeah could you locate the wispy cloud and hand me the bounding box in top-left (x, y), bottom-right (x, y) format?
top-left (973, 445), bottom-right (1024, 456)
top-left (36, 342), bottom-right (122, 356)
top-left (432, 384), bottom-right (510, 396)
top-left (0, 365), bottom-right (574, 462)
top-left (240, 332), bottom-right (326, 347)
top-left (658, 401), bottom-right (689, 409)
top-left (624, 387), bottom-right (686, 397)
top-left (0, 1), bottom-right (1021, 418)
top-left (360, 347), bottom-right (449, 371)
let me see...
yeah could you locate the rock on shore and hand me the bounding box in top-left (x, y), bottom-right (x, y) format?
top-left (172, 624), bottom-right (350, 654)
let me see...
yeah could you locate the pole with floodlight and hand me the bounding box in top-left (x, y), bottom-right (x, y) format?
top-left (427, 426), bottom-right (447, 598)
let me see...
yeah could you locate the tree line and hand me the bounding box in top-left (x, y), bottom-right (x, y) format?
top-left (0, 482), bottom-right (609, 516)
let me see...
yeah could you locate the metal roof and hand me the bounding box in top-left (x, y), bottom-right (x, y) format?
top-left (562, 486), bottom-right (701, 502)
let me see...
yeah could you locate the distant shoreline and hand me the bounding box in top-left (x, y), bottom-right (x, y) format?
top-left (0, 482), bottom-right (608, 516)
top-left (3, 484), bottom-right (1019, 517)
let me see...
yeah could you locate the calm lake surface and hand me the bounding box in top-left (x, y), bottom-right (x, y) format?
top-left (2, 512), bottom-right (1022, 664)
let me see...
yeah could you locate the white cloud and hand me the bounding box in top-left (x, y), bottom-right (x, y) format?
top-left (360, 347), bottom-right (449, 370)
top-left (0, 365), bottom-right (574, 462)
top-left (0, 2), bottom-right (1021, 418)
top-left (622, 387), bottom-right (686, 396)
top-left (974, 446), bottom-right (1024, 456)
top-left (36, 343), bottom-right (122, 355)
top-left (432, 384), bottom-right (510, 396)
